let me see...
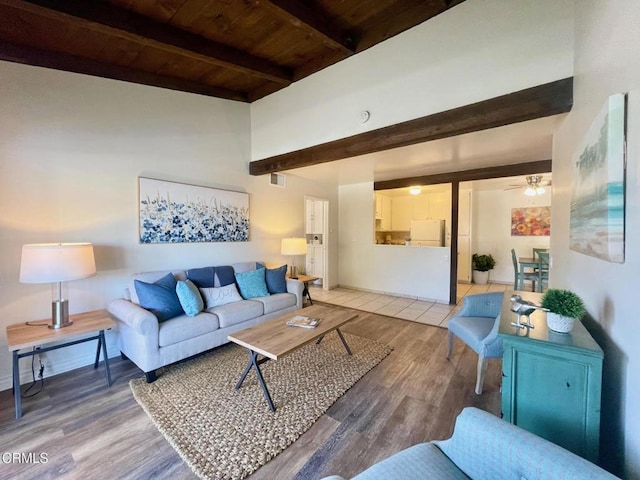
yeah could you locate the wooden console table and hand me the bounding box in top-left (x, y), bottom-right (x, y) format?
top-left (6, 309), bottom-right (115, 419)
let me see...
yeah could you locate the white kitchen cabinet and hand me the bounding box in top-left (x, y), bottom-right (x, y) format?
top-left (380, 195), bottom-right (391, 230)
top-left (375, 194), bottom-right (392, 230)
top-left (428, 191), bottom-right (449, 220)
top-left (391, 196), bottom-right (412, 231)
top-left (306, 199), bottom-right (324, 234)
top-left (412, 195), bottom-right (429, 219)
top-left (305, 245), bottom-right (325, 278)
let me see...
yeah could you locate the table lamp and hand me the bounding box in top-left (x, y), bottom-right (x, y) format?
top-left (281, 237), bottom-right (307, 279)
top-left (19, 243), bottom-right (97, 329)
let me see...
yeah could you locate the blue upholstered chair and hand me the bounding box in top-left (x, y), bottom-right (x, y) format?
top-left (447, 292), bottom-right (504, 395)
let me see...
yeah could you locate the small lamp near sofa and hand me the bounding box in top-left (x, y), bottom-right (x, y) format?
top-left (19, 243), bottom-right (96, 329)
top-left (281, 237), bottom-right (307, 279)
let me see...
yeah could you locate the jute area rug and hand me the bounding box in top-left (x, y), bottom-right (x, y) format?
top-left (130, 332), bottom-right (392, 480)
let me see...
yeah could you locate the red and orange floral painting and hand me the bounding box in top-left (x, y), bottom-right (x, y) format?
top-left (511, 206), bottom-right (551, 236)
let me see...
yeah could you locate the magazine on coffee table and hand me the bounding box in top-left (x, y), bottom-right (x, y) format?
top-left (286, 315), bottom-right (321, 329)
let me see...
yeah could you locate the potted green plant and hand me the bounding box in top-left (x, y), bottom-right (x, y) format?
top-left (471, 253), bottom-right (496, 285)
top-left (540, 288), bottom-right (586, 333)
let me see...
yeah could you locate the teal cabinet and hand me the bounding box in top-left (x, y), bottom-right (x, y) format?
top-left (499, 291), bottom-right (603, 464)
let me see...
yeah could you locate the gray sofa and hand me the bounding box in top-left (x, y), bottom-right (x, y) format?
top-left (107, 262), bottom-right (303, 382)
top-left (322, 407), bottom-right (618, 480)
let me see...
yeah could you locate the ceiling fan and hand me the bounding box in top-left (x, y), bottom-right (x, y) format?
top-left (505, 175), bottom-right (551, 196)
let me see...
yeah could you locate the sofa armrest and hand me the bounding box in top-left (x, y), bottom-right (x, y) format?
top-left (107, 298), bottom-right (159, 336)
top-left (435, 407), bottom-right (619, 479)
top-left (286, 278), bottom-right (304, 309)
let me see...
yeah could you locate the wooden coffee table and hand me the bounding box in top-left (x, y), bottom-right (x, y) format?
top-left (228, 305), bottom-right (357, 412)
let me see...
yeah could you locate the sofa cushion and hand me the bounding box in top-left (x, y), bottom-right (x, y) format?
top-left (254, 293), bottom-right (296, 314)
top-left (265, 265), bottom-right (288, 294)
top-left (158, 312), bottom-right (220, 347)
top-left (186, 266), bottom-right (216, 288)
top-left (352, 443), bottom-right (469, 480)
top-left (208, 300), bottom-right (264, 328)
top-left (200, 284), bottom-right (243, 309)
top-left (232, 261), bottom-right (260, 273)
top-left (216, 266), bottom-right (236, 286)
top-left (176, 279), bottom-right (204, 317)
top-left (134, 273), bottom-right (184, 323)
top-left (186, 265), bottom-right (236, 288)
top-left (235, 268), bottom-right (270, 299)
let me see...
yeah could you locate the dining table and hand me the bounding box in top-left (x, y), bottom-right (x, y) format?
top-left (517, 257), bottom-right (539, 291)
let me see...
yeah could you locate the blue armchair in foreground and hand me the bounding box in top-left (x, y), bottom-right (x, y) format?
top-left (320, 407), bottom-right (619, 480)
top-left (446, 292), bottom-right (504, 394)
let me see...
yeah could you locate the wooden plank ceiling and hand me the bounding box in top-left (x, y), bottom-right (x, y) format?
top-left (0, 0), bottom-right (465, 102)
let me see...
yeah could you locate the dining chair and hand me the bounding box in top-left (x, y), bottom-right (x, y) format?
top-left (447, 292), bottom-right (504, 395)
top-left (511, 249), bottom-right (538, 291)
top-left (532, 248), bottom-right (549, 260)
top-left (536, 251), bottom-right (549, 292)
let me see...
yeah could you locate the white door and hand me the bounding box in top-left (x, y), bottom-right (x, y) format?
top-left (306, 199), bottom-right (324, 234)
top-left (457, 189), bottom-right (472, 282)
top-left (457, 236), bottom-right (471, 282)
top-left (305, 245), bottom-right (323, 277)
top-left (304, 196), bottom-right (329, 288)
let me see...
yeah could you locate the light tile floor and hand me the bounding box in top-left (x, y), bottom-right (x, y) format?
top-left (308, 282), bottom-right (511, 328)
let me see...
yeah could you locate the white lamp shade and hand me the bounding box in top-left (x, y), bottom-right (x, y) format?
top-left (281, 237), bottom-right (307, 256)
top-left (20, 243), bottom-right (97, 283)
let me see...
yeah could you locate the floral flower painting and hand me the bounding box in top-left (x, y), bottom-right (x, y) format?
top-left (511, 206), bottom-right (551, 236)
top-left (139, 177), bottom-right (249, 243)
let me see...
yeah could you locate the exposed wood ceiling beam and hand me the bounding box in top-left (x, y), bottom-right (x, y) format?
top-left (249, 77), bottom-right (572, 176)
top-left (373, 160), bottom-right (553, 190)
top-left (0, 42), bottom-right (248, 102)
top-left (355, 0), bottom-right (453, 52)
top-left (1, 0), bottom-right (292, 85)
top-left (259, 0), bottom-right (357, 55)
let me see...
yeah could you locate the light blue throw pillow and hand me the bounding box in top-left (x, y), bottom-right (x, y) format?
top-left (176, 279), bottom-right (204, 317)
top-left (235, 268), bottom-right (270, 299)
top-left (134, 273), bottom-right (184, 322)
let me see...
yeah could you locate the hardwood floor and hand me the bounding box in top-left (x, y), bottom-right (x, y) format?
top-left (0, 309), bottom-right (501, 480)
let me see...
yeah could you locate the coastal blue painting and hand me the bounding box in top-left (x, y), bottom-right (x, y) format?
top-left (570, 94), bottom-right (626, 263)
top-left (139, 177), bottom-right (249, 244)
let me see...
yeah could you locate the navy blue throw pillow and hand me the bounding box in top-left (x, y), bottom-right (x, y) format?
top-left (265, 265), bottom-right (288, 294)
top-left (134, 273), bottom-right (184, 322)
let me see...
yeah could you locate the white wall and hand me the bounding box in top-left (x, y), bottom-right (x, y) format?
top-left (552, 1), bottom-right (640, 477)
top-left (249, 0), bottom-right (573, 304)
top-left (0, 61), bottom-right (337, 391)
top-left (473, 188), bottom-right (551, 284)
top-left (339, 183), bottom-right (450, 303)
top-left (251, 0), bottom-right (574, 160)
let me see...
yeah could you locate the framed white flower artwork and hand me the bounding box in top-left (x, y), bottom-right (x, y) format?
top-left (138, 177), bottom-right (249, 244)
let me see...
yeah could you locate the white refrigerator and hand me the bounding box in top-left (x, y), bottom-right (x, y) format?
top-left (410, 219), bottom-right (444, 247)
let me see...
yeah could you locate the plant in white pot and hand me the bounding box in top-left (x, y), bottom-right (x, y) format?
top-left (471, 253), bottom-right (495, 285)
top-left (540, 288), bottom-right (586, 333)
